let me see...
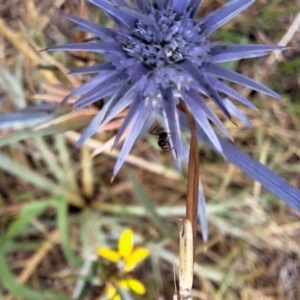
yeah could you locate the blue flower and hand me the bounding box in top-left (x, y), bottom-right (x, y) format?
top-left (47, 0), bottom-right (300, 239)
top-left (48, 0), bottom-right (282, 176)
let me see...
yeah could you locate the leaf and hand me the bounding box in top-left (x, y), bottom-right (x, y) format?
top-left (0, 239), bottom-right (42, 300)
top-left (56, 196), bottom-right (81, 266)
top-left (6, 200), bottom-right (52, 238)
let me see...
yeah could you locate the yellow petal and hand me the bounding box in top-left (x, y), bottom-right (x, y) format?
top-left (124, 247), bottom-right (149, 272)
top-left (118, 229), bottom-right (133, 258)
top-left (119, 279), bottom-right (130, 290)
top-left (127, 278), bottom-right (146, 295)
top-left (97, 248), bottom-right (121, 263)
top-left (106, 284), bottom-right (121, 300)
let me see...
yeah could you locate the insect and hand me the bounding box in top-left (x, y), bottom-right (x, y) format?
top-left (150, 124), bottom-right (172, 152)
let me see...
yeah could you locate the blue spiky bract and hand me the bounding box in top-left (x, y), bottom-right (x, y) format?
top-left (48, 0), bottom-right (283, 241)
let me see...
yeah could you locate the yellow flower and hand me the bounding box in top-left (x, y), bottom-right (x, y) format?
top-left (105, 278), bottom-right (146, 300)
top-left (98, 229), bottom-right (149, 299)
top-left (97, 228), bottom-right (149, 272)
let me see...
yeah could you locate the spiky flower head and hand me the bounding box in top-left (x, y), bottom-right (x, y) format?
top-left (49, 0), bottom-right (282, 176)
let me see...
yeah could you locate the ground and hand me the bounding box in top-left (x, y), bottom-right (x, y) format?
top-left (0, 0), bottom-right (300, 299)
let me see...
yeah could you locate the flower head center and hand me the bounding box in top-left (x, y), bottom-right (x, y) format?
top-left (119, 8), bottom-right (207, 70)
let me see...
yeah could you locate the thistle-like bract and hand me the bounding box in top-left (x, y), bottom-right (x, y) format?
top-left (48, 0), bottom-right (282, 178)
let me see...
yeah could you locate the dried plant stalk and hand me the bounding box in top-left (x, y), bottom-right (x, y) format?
top-left (177, 219), bottom-right (193, 300)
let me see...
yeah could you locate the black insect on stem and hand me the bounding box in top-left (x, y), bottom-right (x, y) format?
top-left (150, 125), bottom-right (171, 152)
